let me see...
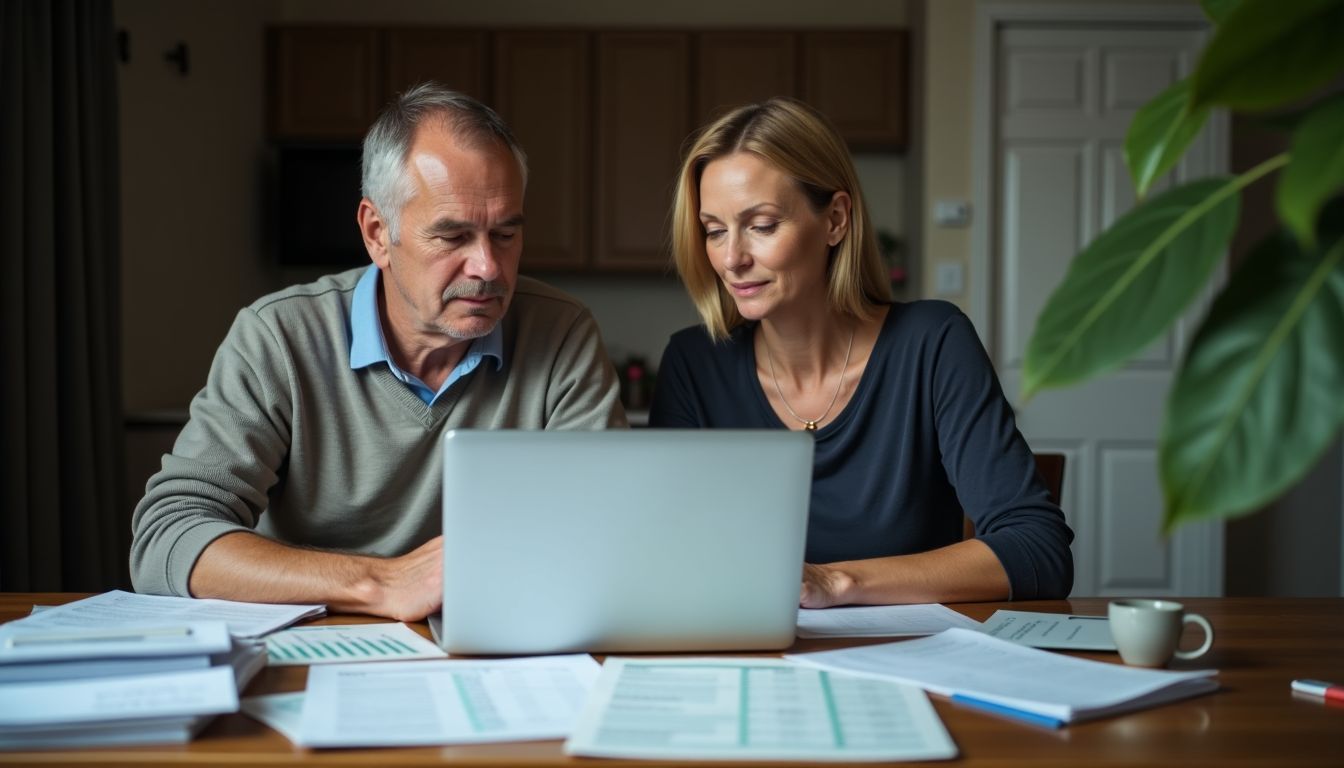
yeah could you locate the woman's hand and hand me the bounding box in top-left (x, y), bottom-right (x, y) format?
top-left (800, 562), bottom-right (857, 608)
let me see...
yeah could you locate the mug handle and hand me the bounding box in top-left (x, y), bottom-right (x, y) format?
top-left (1173, 613), bottom-right (1214, 660)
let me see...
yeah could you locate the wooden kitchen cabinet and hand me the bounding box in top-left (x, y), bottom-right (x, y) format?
top-left (695, 30), bottom-right (907, 150)
top-left (268, 27), bottom-right (381, 139)
top-left (594, 32), bottom-right (690, 271)
top-left (266, 25), bottom-right (907, 270)
top-left (696, 31), bottom-right (798, 125)
top-left (269, 27), bottom-right (487, 140)
top-left (801, 31), bottom-right (908, 150)
top-left (386, 28), bottom-right (487, 102)
top-left (493, 32), bottom-right (591, 271)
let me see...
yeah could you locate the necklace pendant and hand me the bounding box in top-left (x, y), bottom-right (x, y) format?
top-left (804, 421), bottom-right (818, 431)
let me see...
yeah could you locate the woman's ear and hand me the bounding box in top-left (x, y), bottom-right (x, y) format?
top-left (826, 191), bottom-right (852, 247)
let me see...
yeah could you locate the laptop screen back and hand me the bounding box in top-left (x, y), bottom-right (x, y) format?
top-left (439, 429), bottom-right (814, 654)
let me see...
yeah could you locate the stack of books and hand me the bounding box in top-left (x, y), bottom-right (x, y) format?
top-left (0, 620), bottom-right (266, 749)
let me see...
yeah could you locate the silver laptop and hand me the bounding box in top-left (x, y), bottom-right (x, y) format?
top-left (437, 429), bottom-right (814, 654)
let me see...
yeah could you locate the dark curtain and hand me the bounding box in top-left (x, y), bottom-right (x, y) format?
top-left (0, 0), bottom-right (127, 591)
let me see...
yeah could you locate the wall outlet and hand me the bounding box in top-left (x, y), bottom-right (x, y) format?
top-left (935, 262), bottom-right (965, 296)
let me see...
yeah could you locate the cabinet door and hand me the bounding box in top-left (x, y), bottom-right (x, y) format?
top-left (594, 32), bottom-right (690, 271)
top-left (696, 32), bottom-right (797, 125)
top-left (801, 31), bottom-right (908, 150)
top-left (385, 29), bottom-right (487, 102)
top-left (494, 32), bottom-right (590, 271)
top-left (269, 27), bottom-right (381, 139)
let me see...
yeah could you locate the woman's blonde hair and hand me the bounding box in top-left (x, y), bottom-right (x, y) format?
top-left (671, 97), bottom-right (890, 340)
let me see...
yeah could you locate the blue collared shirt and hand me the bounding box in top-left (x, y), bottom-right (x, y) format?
top-left (349, 265), bottom-right (503, 405)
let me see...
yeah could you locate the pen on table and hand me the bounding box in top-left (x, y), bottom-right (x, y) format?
top-left (1067, 615), bottom-right (1108, 620)
top-left (950, 693), bottom-right (1065, 729)
top-left (5, 626), bottom-right (195, 648)
top-left (1291, 679), bottom-right (1344, 704)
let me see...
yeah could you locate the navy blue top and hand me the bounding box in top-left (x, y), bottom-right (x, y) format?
top-left (649, 301), bottom-right (1074, 600)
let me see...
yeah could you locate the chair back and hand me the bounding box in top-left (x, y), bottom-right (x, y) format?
top-left (1033, 452), bottom-right (1065, 507)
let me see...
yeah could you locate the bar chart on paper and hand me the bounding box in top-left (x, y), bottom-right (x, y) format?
top-left (264, 623), bottom-right (446, 666)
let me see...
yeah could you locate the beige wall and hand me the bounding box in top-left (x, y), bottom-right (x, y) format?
top-left (117, 0), bottom-right (277, 413)
top-left (917, 0), bottom-right (1200, 307)
top-left (116, 0), bottom-right (912, 412)
top-left (919, 0), bottom-right (975, 306)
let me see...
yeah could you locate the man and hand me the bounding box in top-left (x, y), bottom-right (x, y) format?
top-left (130, 84), bottom-right (625, 621)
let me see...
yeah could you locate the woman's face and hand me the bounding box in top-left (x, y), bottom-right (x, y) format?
top-left (698, 152), bottom-right (847, 322)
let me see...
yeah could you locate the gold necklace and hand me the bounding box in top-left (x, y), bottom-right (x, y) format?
top-left (763, 325), bottom-right (855, 431)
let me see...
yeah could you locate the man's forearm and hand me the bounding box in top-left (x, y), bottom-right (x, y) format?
top-left (188, 531), bottom-right (443, 621)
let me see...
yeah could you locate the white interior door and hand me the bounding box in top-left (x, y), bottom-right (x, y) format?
top-left (991, 25), bottom-right (1225, 597)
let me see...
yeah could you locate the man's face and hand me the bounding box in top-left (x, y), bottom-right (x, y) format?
top-left (364, 123), bottom-right (525, 348)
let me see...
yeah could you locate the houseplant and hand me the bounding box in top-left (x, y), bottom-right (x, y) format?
top-left (1022, 0), bottom-right (1344, 531)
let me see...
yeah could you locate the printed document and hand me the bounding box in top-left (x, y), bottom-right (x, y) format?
top-left (241, 692), bottom-right (305, 743)
top-left (797, 604), bottom-right (982, 638)
top-left (264, 623), bottom-right (445, 665)
top-left (0, 665), bottom-right (239, 728)
top-left (979, 610), bottom-right (1117, 650)
top-left (8, 590), bottom-right (323, 638)
top-left (787, 628), bottom-right (1217, 724)
top-left (297, 654), bottom-right (600, 747)
top-left (564, 658), bottom-right (957, 762)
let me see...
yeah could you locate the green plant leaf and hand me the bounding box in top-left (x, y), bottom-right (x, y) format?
top-left (1190, 0), bottom-right (1344, 112)
top-left (1276, 96), bottom-right (1344, 248)
top-left (1022, 178), bottom-right (1241, 397)
top-left (1200, 0), bottom-right (1242, 23)
top-left (1161, 231), bottom-right (1344, 530)
top-left (1125, 78), bottom-right (1209, 198)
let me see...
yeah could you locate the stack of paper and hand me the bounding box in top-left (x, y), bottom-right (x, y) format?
top-left (787, 628), bottom-right (1218, 727)
top-left (796, 604), bottom-right (983, 638)
top-left (9, 590), bottom-right (324, 638)
top-left (0, 620), bottom-right (268, 749)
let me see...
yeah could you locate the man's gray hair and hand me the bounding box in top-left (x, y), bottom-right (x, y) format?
top-left (361, 82), bottom-right (528, 243)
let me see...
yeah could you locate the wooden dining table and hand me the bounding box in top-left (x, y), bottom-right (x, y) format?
top-left (1, 594), bottom-right (1341, 766)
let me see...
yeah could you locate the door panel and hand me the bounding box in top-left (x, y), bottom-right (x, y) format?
top-left (993, 26), bottom-right (1224, 597)
top-left (594, 32), bottom-right (690, 271)
top-left (494, 32), bottom-right (590, 270)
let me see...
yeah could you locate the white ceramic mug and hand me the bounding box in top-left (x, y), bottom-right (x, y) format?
top-left (1108, 599), bottom-right (1213, 667)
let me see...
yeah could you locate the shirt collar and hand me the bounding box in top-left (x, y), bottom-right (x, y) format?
top-left (349, 264), bottom-right (504, 372)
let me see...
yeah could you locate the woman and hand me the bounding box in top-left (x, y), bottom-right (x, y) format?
top-left (649, 98), bottom-right (1073, 606)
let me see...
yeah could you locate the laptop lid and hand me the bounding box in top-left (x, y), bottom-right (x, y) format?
top-left (439, 429), bottom-right (814, 654)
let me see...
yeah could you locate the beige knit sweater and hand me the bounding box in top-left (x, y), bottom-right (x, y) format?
top-left (130, 268), bottom-right (626, 596)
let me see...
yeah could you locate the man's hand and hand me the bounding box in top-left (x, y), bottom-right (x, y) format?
top-left (364, 536), bottom-right (444, 622)
top-left (800, 562), bottom-right (857, 609)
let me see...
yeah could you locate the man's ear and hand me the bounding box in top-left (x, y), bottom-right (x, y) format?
top-left (357, 199), bottom-right (391, 268)
top-left (826, 191), bottom-right (852, 247)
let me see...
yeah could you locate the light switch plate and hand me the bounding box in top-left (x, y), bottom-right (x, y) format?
top-left (936, 262), bottom-right (965, 296)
